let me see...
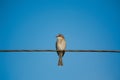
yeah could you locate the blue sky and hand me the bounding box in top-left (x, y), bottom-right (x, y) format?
top-left (0, 0), bottom-right (120, 80)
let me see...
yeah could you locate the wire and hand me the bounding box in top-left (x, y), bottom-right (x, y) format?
top-left (0, 50), bottom-right (120, 53)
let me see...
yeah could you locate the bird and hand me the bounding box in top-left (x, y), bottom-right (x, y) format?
top-left (56, 34), bottom-right (66, 66)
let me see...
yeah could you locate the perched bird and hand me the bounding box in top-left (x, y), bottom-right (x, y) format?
top-left (56, 34), bottom-right (66, 66)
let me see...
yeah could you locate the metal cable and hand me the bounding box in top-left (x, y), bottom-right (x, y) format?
top-left (0, 50), bottom-right (120, 53)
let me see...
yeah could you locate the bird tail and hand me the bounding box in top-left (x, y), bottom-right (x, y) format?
top-left (58, 57), bottom-right (63, 66)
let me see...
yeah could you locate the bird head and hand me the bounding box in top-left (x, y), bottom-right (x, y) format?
top-left (56, 34), bottom-right (64, 39)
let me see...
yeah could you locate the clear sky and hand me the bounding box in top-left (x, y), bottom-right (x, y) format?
top-left (0, 0), bottom-right (120, 80)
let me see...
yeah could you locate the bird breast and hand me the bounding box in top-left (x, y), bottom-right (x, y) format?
top-left (57, 39), bottom-right (66, 50)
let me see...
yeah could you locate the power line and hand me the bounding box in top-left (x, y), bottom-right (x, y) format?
top-left (0, 50), bottom-right (120, 53)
